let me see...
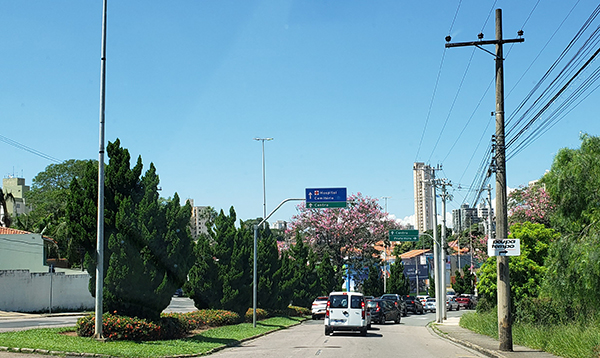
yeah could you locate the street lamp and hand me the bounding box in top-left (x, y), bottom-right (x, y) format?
top-left (254, 138), bottom-right (273, 227)
top-left (380, 196), bottom-right (391, 292)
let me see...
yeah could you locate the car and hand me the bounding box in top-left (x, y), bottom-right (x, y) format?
top-left (416, 295), bottom-right (429, 306)
top-left (403, 295), bottom-right (424, 314)
top-left (324, 292), bottom-right (368, 336)
top-left (446, 296), bottom-right (460, 311)
top-left (366, 299), bottom-right (400, 325)
top-left (380, 293), bottom-right (408, 316)
top-left (311, 296), bottom-right (329, 319)
top-left (455, 295), bottom-right (473, 309)
top-left (424, 297), bottom-right (436, 312)
top-left (174, 288), bottom-right (184, 297)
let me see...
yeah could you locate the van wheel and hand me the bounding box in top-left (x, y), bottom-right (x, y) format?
top-left (360, 328), bottom-right (367, 336)
top-left (325, 327), bottom-right (332, 335)
top-left (379, 317), bottom-right (385, 324)
top-left (395, 315), bottom-right (400, 324)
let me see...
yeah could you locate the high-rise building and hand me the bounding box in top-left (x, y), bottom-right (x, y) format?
top-left (452, 203), bottom-right (482, 233)
top-left (413, 163), bottom-right (434, 233)
top-left (186, 199), bottom-right (210, 240)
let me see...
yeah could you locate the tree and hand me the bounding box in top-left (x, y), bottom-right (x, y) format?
top-left (508, 182), bottom-right (555, 227)
top-left (452, 264), bottom-right (475, 295)
top-left (287, 193), bottom-right (402, 284)
top-left (543, 133), bottom-right (600, 232)
top-left (66, 139), bottom-right (194, 321)
top-left (0, 188), bottom-right (14, 227)
top-left (539, 133), bottom-right (600, 320)
top-left (361, 263), bottom-right (384, 297)
top-left (388, 261), bottom-right (409, 295)
top-left (188, 207), bottom-right (252, 316)
top-left (255, 224), bottom-right (282, 310)
top-left (316, 251), bottom-right (340, 296)
top-left (476, 222), bottom-right (557, 312)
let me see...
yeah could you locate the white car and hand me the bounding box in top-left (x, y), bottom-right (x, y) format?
top-left (416, 295), bottom-right (429, 306)
top-left (311, 296), bottom-right (328, 319)
top-left (424, 297), bottom-right (436, 312)
top-left (324, 291), bottom-right (368, 336)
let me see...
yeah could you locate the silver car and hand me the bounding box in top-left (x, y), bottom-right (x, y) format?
top-left (424, 297), bottom-right (436, 312)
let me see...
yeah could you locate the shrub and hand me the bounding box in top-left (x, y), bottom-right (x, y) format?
top-left (245, 308), bottom-right (268, 322)
top-left (270, 305), bottom-right (310, 317)
top-left (77, 309), bottom-right (240, 341)
top-left (77, 313), bottom-right (184, 341)
top-left (162, 309), bottom-right (241, 330)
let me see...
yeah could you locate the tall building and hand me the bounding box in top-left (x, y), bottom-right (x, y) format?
top-left (2, 177), bottom-right (31, 218)
top-left (452, 204), bottom-right (482, 233)
top-left (413, 163), bottom-right (434, 233)
top-left (271, 220), bottom-right (287, 230)
top-left (186, 199), bottom-right (210, 240)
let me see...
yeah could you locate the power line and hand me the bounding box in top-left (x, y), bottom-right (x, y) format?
top-left (0, 134), bottom-right (62, 163)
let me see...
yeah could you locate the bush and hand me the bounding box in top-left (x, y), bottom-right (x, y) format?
top-left (245, 308), bottom-right (268, 322)
top-left (514, 297), bottom-right (578, 325)
top-left (77, 313), bottom-right (184, 341)
top-left (163, 309), bottom-right (241, 330)
top-left (270, 305), bottom-right (310, 317)
top-left (77, 309), bottom-right (240, 341)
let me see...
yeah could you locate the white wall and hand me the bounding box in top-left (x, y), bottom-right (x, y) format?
top-left (0, 270), bottom-right (94, 312)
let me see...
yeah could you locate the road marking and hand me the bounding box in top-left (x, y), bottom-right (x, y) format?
top-left (315, 349), bottom-right (322, 355)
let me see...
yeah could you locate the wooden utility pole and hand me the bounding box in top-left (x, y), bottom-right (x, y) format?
top-left (445, 9), bottom-right (523, 351)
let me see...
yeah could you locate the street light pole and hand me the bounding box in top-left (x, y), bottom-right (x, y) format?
top-left (381, 196), bottom-right (391, 293)
top-left (254, 138), bottom-right (273, 228)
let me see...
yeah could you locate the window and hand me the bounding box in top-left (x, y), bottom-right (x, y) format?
top-left (329, 295), bottom-right (348, 309)
top-left (350, 295), bottom-right (363, 309)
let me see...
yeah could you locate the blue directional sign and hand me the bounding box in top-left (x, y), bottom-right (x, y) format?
top-left (305, 188), bottom-right (347, 208)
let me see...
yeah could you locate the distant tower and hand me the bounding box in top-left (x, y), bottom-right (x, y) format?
top-left (186, 199), bottom-right (210, 240)
top-left (413, 163), bottom-right (434, 233)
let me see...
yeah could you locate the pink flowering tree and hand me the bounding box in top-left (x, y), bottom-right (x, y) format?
top-left (286, 193), bottom-right (404, 283)
top-left (508, 183), bottom-right (555, 227)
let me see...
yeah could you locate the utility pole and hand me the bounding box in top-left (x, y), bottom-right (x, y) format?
top-left (445, 9), bottom-right (523, 351)
top-left (439, 179), bottom-right (452, 320)
top-left (429, 168), bottom-right (442, 323)
top-left (381, 196), bottom-right (391, 293)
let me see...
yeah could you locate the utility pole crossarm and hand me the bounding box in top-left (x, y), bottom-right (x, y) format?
top-left (445, 38), bottom-right (523, 48)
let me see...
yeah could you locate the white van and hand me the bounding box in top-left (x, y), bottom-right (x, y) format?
top-left (324, 291), bottom-right (367, 336)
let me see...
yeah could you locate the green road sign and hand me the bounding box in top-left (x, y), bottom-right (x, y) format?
top-left (307, 201), bottom-right (347, 209)
top-left (389, 229), bottom-right (419, 241)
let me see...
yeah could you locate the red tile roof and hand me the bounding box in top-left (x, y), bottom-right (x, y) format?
top-left (0, 227), bottom-right (57, 244)
top-left (0, 227), bottom-right (31, 235)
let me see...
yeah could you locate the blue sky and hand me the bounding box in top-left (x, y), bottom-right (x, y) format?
top-left (2, 1), bottom-right (600, 226)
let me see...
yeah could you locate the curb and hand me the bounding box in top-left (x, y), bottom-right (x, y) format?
top-left (428, 322), bottom-right (506, 358)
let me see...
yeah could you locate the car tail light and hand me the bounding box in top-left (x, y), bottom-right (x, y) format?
top-left (361, 301), bottom-right (365, 319)
top-left (326, 300), bottom-right (330, 318)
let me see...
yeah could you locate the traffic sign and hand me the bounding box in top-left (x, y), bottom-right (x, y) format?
top-left (488, 239), bottom-right (521, 256)
top-left (305, 188), bottom-right (347, 202)
top-left (306, 201), bottom-right (347, 209)
top-left (389, 229), bottom-right (419, 242)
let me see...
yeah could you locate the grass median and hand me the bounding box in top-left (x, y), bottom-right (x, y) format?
top-left (460, 311), bottom-right (600, 358)
top-left (0, 316), bottom-right (305, 358)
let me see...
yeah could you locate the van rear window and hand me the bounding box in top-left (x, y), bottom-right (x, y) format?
top-left (351, 295), bottom-right (363, 309)
top-left (329, 295), bottom-right (348, 308)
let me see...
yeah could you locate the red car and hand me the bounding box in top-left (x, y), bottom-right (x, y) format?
top-left (455, 295), bottom-right (473, 309)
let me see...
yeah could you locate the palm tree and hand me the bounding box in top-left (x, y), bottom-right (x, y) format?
top-left (0, 188), bottom-right (15, 227)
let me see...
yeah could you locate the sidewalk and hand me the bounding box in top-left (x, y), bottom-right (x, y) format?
top-left (431, 316), bottom-right (560, 358)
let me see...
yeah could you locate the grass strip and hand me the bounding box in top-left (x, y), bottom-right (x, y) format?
top-left (460, 311), bottom-right (600, 358)
top-left (0, 316), bottom-right (304, 358)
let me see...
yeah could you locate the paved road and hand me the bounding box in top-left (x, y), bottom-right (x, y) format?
top-left (210, 310), bottom-right (485, 358)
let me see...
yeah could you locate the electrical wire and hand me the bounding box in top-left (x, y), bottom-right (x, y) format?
top-left (414, 0), bottom-right (464, 162)
top-left (0, 134), bottom-right (62, 163)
